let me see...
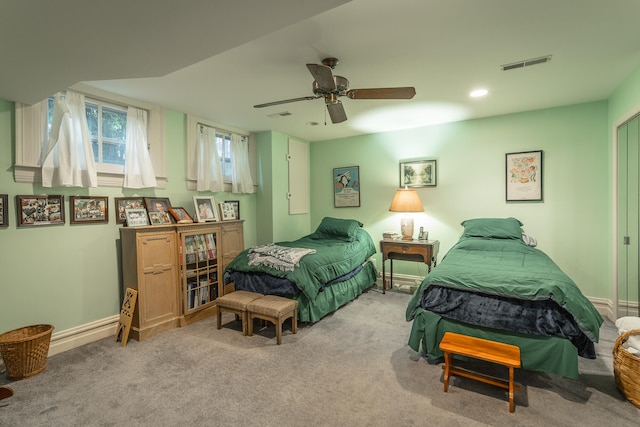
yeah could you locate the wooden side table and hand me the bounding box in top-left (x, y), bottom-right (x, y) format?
top-left (380, 239), bottom-right (440, 293)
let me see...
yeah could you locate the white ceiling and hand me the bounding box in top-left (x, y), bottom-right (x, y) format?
top-left (3, 0), bottom-right (640, 142)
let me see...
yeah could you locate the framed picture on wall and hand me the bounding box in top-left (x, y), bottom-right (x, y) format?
top-left (0, 194), bottom-right (8, 227)
top-left (16, 195), bottom-right (65, 226)
top-left (400, 159), bottom-right (437, 187)
top-left (506, 150), bottom-right (543, 201)
top-left (115, 197), bottom-right (145, 224)
top-left (333, 166), bottom-right (360, 208)
top-left (193, 196), bottom-right (219, 222)
top-left (70, 196), bottom-right (109, 224)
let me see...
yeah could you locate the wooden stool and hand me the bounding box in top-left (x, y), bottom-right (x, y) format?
top-left (247, 295), bottom-right (298, 345)
top-left (439, 332), bottom-right (521, 413)
top-left (216, 290), bottom-right (264, 335)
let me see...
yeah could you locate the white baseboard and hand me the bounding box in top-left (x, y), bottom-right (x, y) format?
top-left (48, 315), bottom-right (120, 357)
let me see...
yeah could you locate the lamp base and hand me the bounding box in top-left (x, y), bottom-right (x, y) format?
top-left (400, 217), bottom-right (414, 241)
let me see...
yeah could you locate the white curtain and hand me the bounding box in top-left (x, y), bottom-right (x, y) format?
top-left (124, 107), bottom-right (157, 188)
top-left (41, 91), bottom-right (97, 187)
top-left (230, 134), bottom-right (255, 193)
top-left (196, 125), bottom-right (224, 192)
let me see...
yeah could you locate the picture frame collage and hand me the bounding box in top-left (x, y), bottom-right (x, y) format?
top-left (0, 194), bottom-right (241, 228)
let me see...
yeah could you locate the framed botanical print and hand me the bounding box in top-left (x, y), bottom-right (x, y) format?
top-left (16, 195), bottom-right (65, 226)
top-left (70, 196), bottom-right (108, 224)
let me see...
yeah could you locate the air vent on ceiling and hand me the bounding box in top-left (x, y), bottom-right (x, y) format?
top-left (267, 111), bottom-right (292, 118)
top-left (500, 55), bottom-right (552, 71)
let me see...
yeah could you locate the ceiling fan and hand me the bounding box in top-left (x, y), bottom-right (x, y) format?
top-left (253, 57), bottom-right (416, 124)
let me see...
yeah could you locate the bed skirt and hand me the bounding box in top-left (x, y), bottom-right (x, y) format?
top-left (408, 308), bottom-right (580, 379)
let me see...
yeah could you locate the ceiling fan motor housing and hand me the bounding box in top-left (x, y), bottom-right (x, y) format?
top-left (313, 76), bottom-right (349, 95)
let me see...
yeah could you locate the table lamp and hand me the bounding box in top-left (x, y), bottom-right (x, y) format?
top-left (388, 187), bottom-right (424, 240)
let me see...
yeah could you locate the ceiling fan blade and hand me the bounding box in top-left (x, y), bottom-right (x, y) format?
top-left (346, 87), bottom-right (416, 100)
top-left (307, 63), bottom-right (336, 91)
top-left (254, 96), bottom-right (319, 108)
top-left (326, 101), bottom-right (347, 123)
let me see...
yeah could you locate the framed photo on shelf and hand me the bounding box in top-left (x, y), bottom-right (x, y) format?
top-left (115, 197), bottom-right (145, 224)
top-left (70, 196), bottom-right (108, 224)
top-left (143, 197), bottom-right (173, 222)
top-left (224, 200), bottom-right (240, 220)
top-left (0, 194), bottom-right (8, 227)
top-left (400, 159), bottom-right (437, 187)
top-left (506, 150), bottom-right (543, 202)
top-left (219, 202), bottom-right (236, 221)
top-left (125, 208), bottom-right (149, 227)
top-left (169, 206), bottom-right (194, 224)
top-left (148, 211), bottom-right (173, 225)
top-left (333, 166), bottom-right (360, 208)
top-left (16, 195), bottom-right (65, 227)
top-left (193, 196), bottom-right (219, 222)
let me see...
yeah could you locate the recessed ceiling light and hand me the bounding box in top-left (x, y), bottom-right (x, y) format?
top-left (470, 89), bottom-right (488, 98)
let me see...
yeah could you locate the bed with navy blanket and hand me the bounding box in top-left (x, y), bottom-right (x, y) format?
top-left (225, 217), bottom-right (377, 323)
top-left (405, 217), bottom-right (604, 379)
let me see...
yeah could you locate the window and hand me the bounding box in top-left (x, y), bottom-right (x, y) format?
top-left (47, 96), bottom-right (128, 172)
top-left (15, 84), bottom-right (166, 187)
top-left (186, 114), bottom-right (255, 192)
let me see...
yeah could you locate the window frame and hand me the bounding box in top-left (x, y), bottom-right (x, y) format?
top-left (15, 83), bottom-right (167, 188)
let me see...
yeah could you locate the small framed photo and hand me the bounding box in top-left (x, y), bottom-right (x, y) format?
top-left (224, 200), bottom-right (240, 220)
top-left (219, 202), bottom-right (236, 221)
top-left (506, 150), bottom-right (543, 202)
top-left (0, 194), bottom-right (8, 227)
top-left (16, 195), bottom-right (65, 227)
top-left (144, 197), bottom-right (173, 222)
top-left (125, 208), bottom-right (149, 227)
top-left (115, 197), bottom-right (145, 224)
top-left (169, 207), bottom-right (194, 224)
top-left (70, 196), bottom-right (108, 224)
top-left (148, 211), bottom-right (173, 225)
top-left (400, 159), bottom-right (437, 187)
top-left (193, 196), bottom-right (218, 222)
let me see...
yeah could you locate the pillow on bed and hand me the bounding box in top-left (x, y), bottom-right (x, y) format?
top-left (311, 217), bottom-right (363, 241)
top-left (461, 217), bottom-right (523, 240)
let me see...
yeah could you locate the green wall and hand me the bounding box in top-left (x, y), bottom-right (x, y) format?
top-left (310, 101), bottom-right (610, 299)
top-left (0, 103), bottom-right (258, 333)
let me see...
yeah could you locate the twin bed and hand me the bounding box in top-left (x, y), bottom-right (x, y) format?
top-left (405, 217), bottom-right (604, 379)
top-left (224, 217), bottom-right (377, 323)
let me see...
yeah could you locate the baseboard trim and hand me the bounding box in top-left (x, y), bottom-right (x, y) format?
top-left (49, 315), bottom-right (119, 357)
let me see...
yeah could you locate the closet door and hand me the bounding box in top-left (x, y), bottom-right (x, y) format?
top-left (617, 116), bottom-right (640, 318)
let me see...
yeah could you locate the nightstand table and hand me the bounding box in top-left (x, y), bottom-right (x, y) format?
top-left (380, 239), bottom-right (440, 293)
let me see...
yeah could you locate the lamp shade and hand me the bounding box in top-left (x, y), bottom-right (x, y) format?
top-left (389, 188), bottom-right (424, 212)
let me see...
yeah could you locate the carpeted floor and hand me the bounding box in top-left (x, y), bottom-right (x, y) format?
top-left (0, 288), bottom-right (638, 426)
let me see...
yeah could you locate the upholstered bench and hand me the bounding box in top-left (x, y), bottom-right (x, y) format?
top-left (246, 295), bottom-right (298, 345)
top-left (216, 290), bottom-right (264, 336)
top-left (439, 332), bottom-right (521, 413)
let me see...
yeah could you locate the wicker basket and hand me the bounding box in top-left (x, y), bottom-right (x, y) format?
top-left (613, 328), bottom-right (640, 408)
top-left (0, 324), bottom-right (54, 380)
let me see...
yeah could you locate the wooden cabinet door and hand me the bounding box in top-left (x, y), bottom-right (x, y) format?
top-left (221, 221), bottom-right (244, 270)
top-left (136, 231), bottom-right (179, 332)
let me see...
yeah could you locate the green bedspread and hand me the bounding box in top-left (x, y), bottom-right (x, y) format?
top-left (225, 228), bottom-right (377, 303)
top-left (406, 237), bottom-right (603, 342)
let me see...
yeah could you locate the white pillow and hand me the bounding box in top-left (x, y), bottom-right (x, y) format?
top-left (615, 316), bottom-right (640, 355)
